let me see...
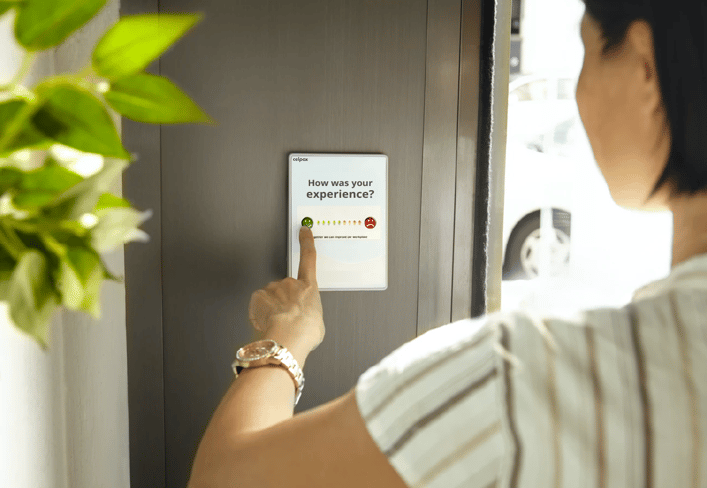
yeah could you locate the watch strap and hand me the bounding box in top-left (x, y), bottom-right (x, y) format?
top-left (272, 347), bottom-right (304, 405)
top-left (232, 342), bottom-right (304, 405)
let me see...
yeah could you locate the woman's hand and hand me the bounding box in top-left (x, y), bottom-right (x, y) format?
top-left (248, 226), bottom-right (324, 364)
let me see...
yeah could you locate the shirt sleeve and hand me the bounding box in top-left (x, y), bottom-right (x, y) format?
top-left (355, 317), bottom-right (507, 488)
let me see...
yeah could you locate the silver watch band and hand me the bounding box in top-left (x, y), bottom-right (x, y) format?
top-left (272, 347), bottom-right (305, 405)
top-left (232, 342), bottom-right (304, 405)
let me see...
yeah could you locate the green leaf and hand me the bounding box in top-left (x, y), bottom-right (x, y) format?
top-left (31, 84), bottom-right (130, 159)
top-left (102, 263), bottom-right (122, 282)
top-left (57, 219), bottom-right (89, 237)
top-left (0, 168), bottom-right (23, 194)
top-left (7, 250), bottom-right (57, 347)
top-left (0, 244), bottom-right (16, 300)
top-left (90, 206), bottom-right (151, 252)
top-left (0, 3), bottom-right (14, 17)
top-left (95, 192), bottom-right (130, 212)
top-left (21, 164), bottom-right (82, 192)
top-left (13, 191), bottom-right (56, 208)
top-left (14, 0), bottom-right (107, 50)
top-left (39, 232), bottom-right (68, 258)
top-left (48, 158), bottom-right (128, 220)
top-left (56, 247), bottom-right (102, 317)
top-left (0, 100), bottom-right (53, 156)
top-left (92, 13), bottom-right (202, 80)
top-left (12, 163), bottom-right (83, 209)
top-left (105, 73), bottom-right (212, 124)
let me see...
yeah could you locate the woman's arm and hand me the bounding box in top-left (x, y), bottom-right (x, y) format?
top-left (189, 387), bottom-right (407, 488)
top-left (188, 227), bottom-right (407, 488)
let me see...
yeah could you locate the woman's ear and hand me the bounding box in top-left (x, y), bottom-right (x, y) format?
top-left (627, 20), bottom-right (658, 83)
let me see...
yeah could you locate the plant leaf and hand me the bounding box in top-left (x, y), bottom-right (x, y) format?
top-left (14, 0), bottom-right (107, 50)
top-left (0, 100), bottom-right (53, 156)
top-left (0, 244), bottom-right (16, 300)
top-left (21, 164), bottom-right (83, 192)
top-left (105, 73), bottom-right (212, 124)
top-left (12, 165), bottom-right (82, 209)
top-left (18, 164), bottom-right (78, 193)
top-left (90, 206), bottom-right (151, 252)
top-left (92, 13), bottom-right (202, 80)
top-left (47, 158), bottom-right (128, 220)
top-left (0, 168), bottom-right (23, 194)
top-left (56, 247), bottom-right (102, 317)
top-left (57, 219), bottom-right (89, 237)
top-left (101, 261), bottom-right (122, 282)
top-left (0, 3), bottom-right (14, 17)
top-left (31, 84), bottom-right (130, 159)
top-left (13, 191), bottom-right (56, 208)
top-left (95, 192), bottom-right (130, 212)
top-left (39, 231), bottom-right (68, 259)
top-left (7, 250), bottom-right (57, 347)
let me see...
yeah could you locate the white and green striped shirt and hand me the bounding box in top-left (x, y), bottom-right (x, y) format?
top-left (356, 253), bottom-right (707, 488)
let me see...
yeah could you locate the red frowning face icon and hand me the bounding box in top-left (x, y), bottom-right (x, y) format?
top-left (364, 217), bottom-right (376, 229)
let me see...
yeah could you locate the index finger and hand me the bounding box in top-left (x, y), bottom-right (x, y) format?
top-left (298, 225), bottom-right (318, 284)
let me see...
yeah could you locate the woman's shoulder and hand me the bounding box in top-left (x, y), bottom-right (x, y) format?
top-left (362, 305), bottom-right (629, 378)
top-left (467, 305), bottom-right (624, 349)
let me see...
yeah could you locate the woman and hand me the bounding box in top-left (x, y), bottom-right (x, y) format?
top-left (189, 1), bottom-right (707, 486)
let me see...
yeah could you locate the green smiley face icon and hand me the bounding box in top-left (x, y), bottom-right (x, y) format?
top-left (301, 217), bottom-right (313, 228)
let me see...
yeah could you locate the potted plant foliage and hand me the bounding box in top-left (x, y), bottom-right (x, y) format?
top-left (0, 0), bottom-right (211, 346)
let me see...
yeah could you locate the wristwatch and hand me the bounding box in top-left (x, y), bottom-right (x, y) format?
top-left (232, 339), bottom-right (304, 405)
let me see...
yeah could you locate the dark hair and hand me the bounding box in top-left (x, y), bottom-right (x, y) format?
top-left (581, 0), bottom-right (707, 196)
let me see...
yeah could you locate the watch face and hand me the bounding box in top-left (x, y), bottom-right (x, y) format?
top-left (237, 340), bottom-right (278, 361)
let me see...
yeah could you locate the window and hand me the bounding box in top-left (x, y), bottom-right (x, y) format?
top-left (500, 0), bottom-right (672, 314)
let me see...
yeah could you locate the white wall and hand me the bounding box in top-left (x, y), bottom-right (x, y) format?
top-left (0, 2), bottom-right (130, 487)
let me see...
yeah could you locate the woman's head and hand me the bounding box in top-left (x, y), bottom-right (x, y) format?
top-left (575, 0), bottom-right (707, 209)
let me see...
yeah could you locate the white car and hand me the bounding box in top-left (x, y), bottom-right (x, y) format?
top-left (501, 75), bottom-right (600, 280)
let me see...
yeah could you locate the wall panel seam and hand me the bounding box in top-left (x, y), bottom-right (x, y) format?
top-left (417, 0), bottom-right (463, 336)
top-left (449, 0), bottom-right (464, 323)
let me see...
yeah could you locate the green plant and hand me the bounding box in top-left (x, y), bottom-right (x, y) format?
top-left (0, 0), bottom-right (211, 346)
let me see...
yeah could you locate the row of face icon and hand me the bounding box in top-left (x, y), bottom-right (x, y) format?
top-left (302, 217), bottom-right (377, 229)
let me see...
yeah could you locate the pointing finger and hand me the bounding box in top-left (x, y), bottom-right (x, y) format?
top-left (298, 225), bottom-right (317, 284)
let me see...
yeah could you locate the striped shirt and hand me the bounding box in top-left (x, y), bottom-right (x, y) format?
top-left (355, 252), bottom-right (707, 487)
